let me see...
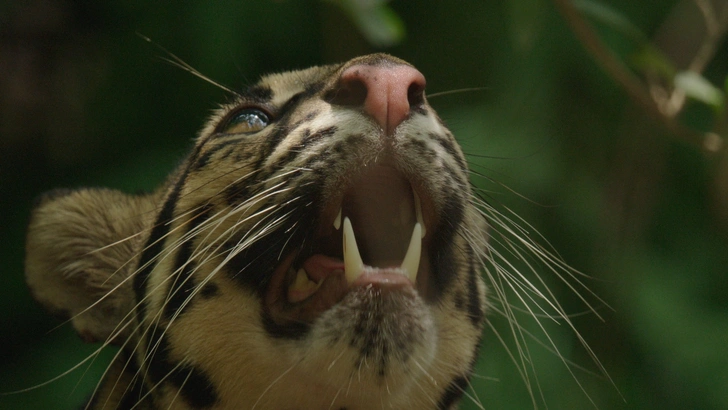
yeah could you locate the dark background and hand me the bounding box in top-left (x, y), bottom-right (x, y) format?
top-left (1, 1), bottom-right (727, 409)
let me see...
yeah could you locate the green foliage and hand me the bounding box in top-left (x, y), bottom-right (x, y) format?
top-left (327, 0), bottom-right (405, 46)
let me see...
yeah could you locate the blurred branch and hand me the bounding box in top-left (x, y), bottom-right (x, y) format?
top-left (552, 0), bottom-right (725, 154)
top-left (691, 0), bottom-right (728, 73)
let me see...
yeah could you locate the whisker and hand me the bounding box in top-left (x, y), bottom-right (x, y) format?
top-left (426, 87), bottom-right (490, 99)
top-left (136, 33), bottom-right (236, 95)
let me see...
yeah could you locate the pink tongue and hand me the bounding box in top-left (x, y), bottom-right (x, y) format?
top-left (302, 254), bottom-right (407, 285)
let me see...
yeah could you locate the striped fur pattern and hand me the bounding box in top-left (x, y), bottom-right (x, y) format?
top-left (25, 54), bottom-right (488, 409)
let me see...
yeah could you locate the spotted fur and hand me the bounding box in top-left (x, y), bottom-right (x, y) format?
top-left (25, 54), bottom-right (493, 409)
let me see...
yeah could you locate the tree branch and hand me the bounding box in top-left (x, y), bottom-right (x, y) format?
top-left (551, 0), bottom-right (723, 154)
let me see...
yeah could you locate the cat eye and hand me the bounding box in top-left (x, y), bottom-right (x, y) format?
top-left (221, 108), bottom-right (270, 134)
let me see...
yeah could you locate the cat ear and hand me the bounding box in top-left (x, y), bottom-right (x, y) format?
top-left (25, 188), bottom-right (158, 344)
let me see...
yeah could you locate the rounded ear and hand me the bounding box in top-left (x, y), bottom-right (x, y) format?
top-left (25, 188), bottom-right (159, 344)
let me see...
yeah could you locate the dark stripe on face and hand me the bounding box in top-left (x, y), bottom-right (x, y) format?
top-left (224, 177), bottom-right (253, 206)
top-left (430, 132), bottom-right (468, 176)
top-left (117, 350), bottom-right (151, 409)
top-left (133, 169), bottom-right (189, 322)
top-left (436, 375), bottom-right (468, 409)
top-left (262, 126), bottom-right (339, 176)
top-left (243, 85), bottom-right (273, 103)
top-left (223, 165), bottom-right (320, 287)
top-left (86, 349), bottom-right (151, 410)
top-left (302, 125), bottom-right (338, 145)
top-left (438, 339), bottom-right (481, 409)
top-left (147, 334), bottom-right (218, 408)
top-left (466, 263), bottom-right (484, 327)
top-left (163, 205), bottom-right (212, 320)
top-left (255, 81), bottom-right (326, 171)
top-left (256, 94), bottom-right (306, 168)
top-left (225, 222), bottom-right (288, 295)
top-left (194, 137), bottom-right (243, 170)
top-left (261, 309), bottom-right (311, 339)
top-left (428, 186), bottom-right (465, 301)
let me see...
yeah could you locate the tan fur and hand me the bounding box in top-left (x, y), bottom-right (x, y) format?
top-left (25, 54), bottom-right (487, 409)
top-left (26, 188), bottom-right (161, 344)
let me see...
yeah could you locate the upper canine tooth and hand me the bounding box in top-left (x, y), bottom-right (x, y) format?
top-left (413, 190), bottom-right (426, 238)
top-left (400, 222), bottom-right (422, 283)
top-left (343, 217), bottom-right (364, 283)
top-left (334, 208), bottom-right (342, 230)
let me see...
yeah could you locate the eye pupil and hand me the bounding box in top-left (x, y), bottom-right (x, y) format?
top-left (223, 108), bottom-right (270, 134)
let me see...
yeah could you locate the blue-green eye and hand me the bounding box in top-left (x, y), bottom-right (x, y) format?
top-left (223, 108), bottom-right (270, 134)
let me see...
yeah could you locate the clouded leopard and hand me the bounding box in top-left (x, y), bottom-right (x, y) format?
top-left (25, 53), bottom-right (552, 409)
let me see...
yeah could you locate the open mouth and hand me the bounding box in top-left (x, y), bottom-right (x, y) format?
top-left (265, 164), bottom-right (433, 323)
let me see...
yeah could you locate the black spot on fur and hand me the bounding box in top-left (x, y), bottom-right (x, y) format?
top-left (303, 81), bottom-right (326, 98)
top-left (200, 282), bottom-right (219, 299)
top-left (346, 133), bottom-right (365, 144)
top-left (437, 375), bottom-right (469, 409)
top-left (164, 205), bottom-right (212, 320)
top-left (331, 139), bottom-right (347, 154)
top-left (404, 138), bottom-right (437, 164)
top-left (147, 334), bottom-right (218, 408)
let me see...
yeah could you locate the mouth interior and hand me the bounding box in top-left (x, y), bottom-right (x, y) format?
top-left (284, 165), bottom-right (427, 304)
top-left (345, 166), bottom-right (415, 266)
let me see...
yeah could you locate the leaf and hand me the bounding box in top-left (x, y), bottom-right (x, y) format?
top-left (674, 71), bottom-right (725, 108)
top-left (326, 0), bottom-right (405, 47)
top-left (572, 0), bottom-right (648, 44)
top-left (573, 0), bottom-right (677, 80)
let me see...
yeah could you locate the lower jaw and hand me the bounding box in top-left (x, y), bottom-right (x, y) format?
top-left (265, 246), bottom-right (434, 325)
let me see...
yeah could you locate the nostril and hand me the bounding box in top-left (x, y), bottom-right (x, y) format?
top-left (330, 61), bottom-right (427, 135)
top-left (326, 77), bottom-right (368, 107)
top-left (407, 81), bottom-right (425, 108)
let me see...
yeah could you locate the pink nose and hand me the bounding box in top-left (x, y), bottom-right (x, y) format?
top-left (331, 63), bottom-right (426, 135)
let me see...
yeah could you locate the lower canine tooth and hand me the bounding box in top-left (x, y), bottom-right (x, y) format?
top-left (334, 208), bottom-right (342, 230)
top-left (343, 217), bottom-right (364, 283)
top-left (288, 268), bottom-right (321, 303)
top-left (400, 223), bottom-right (422, 283)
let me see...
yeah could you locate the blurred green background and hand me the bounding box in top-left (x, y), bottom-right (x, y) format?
top-left (1, 0), bottom-right (727, 409)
